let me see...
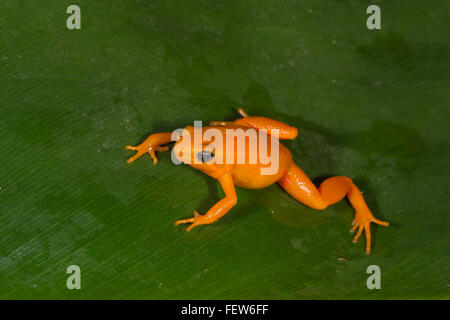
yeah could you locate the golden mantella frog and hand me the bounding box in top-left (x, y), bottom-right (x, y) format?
top-left (125, 108), bottom-right (389, 254)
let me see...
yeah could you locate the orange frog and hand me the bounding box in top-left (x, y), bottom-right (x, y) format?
top-left (125, 108), bottom-right (389, 254)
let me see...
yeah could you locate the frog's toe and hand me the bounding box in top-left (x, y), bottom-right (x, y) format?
top-left (125, 144), bottom-right (148, 164)
top-left (125, 149), bottom-right (145, 164)
top-left (174, 218), bottom-right (200, 232)
top-left (174, 217), bottom-right (194, 225)
top-left (175, 211), bottom-right (206, 231)
top-left (350, 221), bottom-right (370, 254)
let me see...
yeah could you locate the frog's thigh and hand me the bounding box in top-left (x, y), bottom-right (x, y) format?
top-left (278, 163), bottom-right (328, 210)
top-left (278, 163), bottom-right (363, 210)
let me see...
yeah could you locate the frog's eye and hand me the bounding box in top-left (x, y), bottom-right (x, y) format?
top-left (197, 150), bottom-right (214, 163)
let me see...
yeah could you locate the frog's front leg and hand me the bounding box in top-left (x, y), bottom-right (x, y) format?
top-left (175, 173), bottom-right (237, 231)
top-left (125, 132), bottom-right (172, 165)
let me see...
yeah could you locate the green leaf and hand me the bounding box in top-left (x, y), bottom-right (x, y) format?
top-left (0, 0), bottom-right (448, 299)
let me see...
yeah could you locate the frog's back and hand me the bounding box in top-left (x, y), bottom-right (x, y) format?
top-left (214, 125), bottom-right (292, 189)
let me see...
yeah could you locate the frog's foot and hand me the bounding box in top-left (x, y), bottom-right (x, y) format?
top-left (125, 144), bottom-right (168, 165)
top-left (350, 208), bottom-right (389, 254)
top-left (125, 132), bottom-right (172, 165)
top-left (175, 211), bottom-right (210, 232)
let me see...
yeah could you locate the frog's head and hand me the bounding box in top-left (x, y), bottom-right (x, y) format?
top-left (172, 125), bottom-right (231, 177)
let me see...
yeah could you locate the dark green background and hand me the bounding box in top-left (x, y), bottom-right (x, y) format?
top-left (0, 0), bottom-right (449, 299)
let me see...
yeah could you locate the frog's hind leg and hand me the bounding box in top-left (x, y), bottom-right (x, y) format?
top-left (210, 108), bottom-right (298, 139)
top-left (210, 108), bottom-right (249, 124)
top-left (278, 162), bottom-right (389, 254)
